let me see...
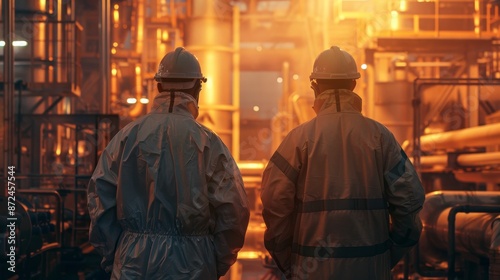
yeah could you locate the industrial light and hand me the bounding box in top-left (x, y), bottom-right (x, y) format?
top-left (253, 105), bottom-right (260, 112)
top-left (0, 40), bottom-right (28, 47)
top-left (126, 97), bottom-right (137, 104)
top-left (139, 97), bottom-right (149, 104)
top-left (276, 77), bottom-right (283, 83)
top-left (361, 63), bottom-right (368, 70)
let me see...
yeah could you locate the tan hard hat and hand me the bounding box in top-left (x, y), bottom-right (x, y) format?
top-left (310, 46), bottom-right (360, 80)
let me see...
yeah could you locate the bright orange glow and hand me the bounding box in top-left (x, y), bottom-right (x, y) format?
top-left (390, 10), bottom-right (399, 30)
top-left (237, 162), bottom-right (265, 169)
top-left (111, 48), bottom-right (117, 54)
top-left (237, 251), bottom-right (261, 259)
top-left (399, 0), bottom-right (407, 12)
top-left (162, 30), bottom-right (169, 41)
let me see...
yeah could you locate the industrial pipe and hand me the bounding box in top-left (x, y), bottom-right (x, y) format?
top-left (128, 0), bottom-right (146, 118)
top-left (420, 151), bottom-right (500, 168)
top-left (419, 122), bottom-right (500, 151)
top-left (18, 189), bottom-right (63, 246)
top-left (418, 191), bottom-right (500, 276)
top-left (2, 0), bottom-right (15, 197)
top-left (447, 205), bottom-right (500, 280)
top-left (416, 191), bottom-right (500, 278)
top-left (185, 0), bottom-right (235, 150)
top-left (490, 217), bottom-right (500, 279)
top-left (100, 0), bottom-right (111, 114)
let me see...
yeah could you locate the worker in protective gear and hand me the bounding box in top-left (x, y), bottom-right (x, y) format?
top-left (260, 46), bottom-right (425, 279)
top-left (88, 47), bottom-right (250, 279)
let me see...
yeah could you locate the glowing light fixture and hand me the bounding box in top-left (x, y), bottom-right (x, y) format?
top-left (277, 77), bottom-right (283, 83)
top-left (361, 63), bottom-right (368, 70)
top-left (127, 97), bottom-right (137, 104)
top-left (0, 40), bottom-right (28, 47)
top-left (399, 0), bottom-right (407, 12)
top-left (292, 74), bottom-right (299, 80)
top-left (390, 10), bottom-right (399, 31)
top-left (140, 97), bottom-right (149, 104)
top-left (253, 105), bottom-right (260, 112)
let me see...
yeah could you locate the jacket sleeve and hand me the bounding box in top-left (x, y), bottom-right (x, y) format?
top-left (260, 138), bottom-right (300, 278)
top-left (206, 138), bottom-right (250, 278)
top-left (87, 138), bottom-right (124, 273)
top-left (382, 130), bottom-right (425, 266)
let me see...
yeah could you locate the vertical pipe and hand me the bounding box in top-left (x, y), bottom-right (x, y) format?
top-left (129, 0), bottom-right (145, 118)
top-left (100, 0), bottom-right (111, 114)
top-left (56, 0), bottom-right (63, 83)
top-left (232, 5), bottom-right (240, 161)
top-left (185, 0), bottom-right (234, 149)
top-left (322, 0), bottom-right (330, 49)
top-left (3, 0), bottom-right (15, 196)
top-left (412, 79), bottom-right (421, 174)
top-left (282, 61), bottom-right (291, 132)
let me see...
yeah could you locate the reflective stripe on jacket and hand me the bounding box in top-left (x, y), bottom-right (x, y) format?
top-left (261, 89), bottom-right (425, 280)
top-left (88, 92), bottom-right (250, 279)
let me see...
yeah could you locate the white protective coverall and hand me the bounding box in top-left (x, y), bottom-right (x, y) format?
top-left (88, 91), bottom-right (250, 279)
top-left (261, 89), bottom-right (425, 279)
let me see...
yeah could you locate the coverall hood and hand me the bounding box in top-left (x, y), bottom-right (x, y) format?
top-left (153, 91), bottom-right (200, 119)
top-left (313, 89), bottom-right (362, 114)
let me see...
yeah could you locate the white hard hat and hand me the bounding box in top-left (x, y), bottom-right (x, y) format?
top-left (310, 46), bottom-right (360, 80)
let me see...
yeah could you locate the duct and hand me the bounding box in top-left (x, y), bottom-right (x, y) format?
top-left (419, 122), bottom-right (500, 152)
top-left (419, 191), bottom-right (500, 270)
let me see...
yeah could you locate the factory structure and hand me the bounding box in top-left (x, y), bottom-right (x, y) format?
top-left (2, 0), bottom-right (500, 279)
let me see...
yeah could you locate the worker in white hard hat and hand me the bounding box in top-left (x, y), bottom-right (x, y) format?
top-left (88, 47), bottom-right (250, 279)
top-left (260, 46), bottom-right (425, 279)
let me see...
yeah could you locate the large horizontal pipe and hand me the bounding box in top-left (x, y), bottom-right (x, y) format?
top-left (420, 151), bottom-right (500, 167)
top-left (420, 123), bottom-right (500, 151)
top-left (419, 191), bottom-right (500, 267)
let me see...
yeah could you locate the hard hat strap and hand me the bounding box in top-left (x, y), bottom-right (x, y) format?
top-left (168, 90), bottom-right (175, 113)
top-left (335, 89), bottom-right (341, 112)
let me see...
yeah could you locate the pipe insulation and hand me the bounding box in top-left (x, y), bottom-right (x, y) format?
top-left (420, 151), bottom-right (500, 167)
top-left (419, 191), bottom-right (500, 267)
top-left (420, 122), bottom-right (500, 151)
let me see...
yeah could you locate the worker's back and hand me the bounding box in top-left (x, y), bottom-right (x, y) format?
top-left (89, 92), bottom-right (250, 279)
top-left (261, 90), bottom-right (423, 279)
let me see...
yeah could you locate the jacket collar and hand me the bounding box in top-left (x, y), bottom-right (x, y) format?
top-left (151, 91), bottom-right (199, 118)
top-left (313, 89), bottom-right (362, 114)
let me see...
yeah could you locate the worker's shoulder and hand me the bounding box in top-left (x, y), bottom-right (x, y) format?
top-left (362, 116), bottom-right (392, 132)
top-left (195, 121), bottom-right (220, 139)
